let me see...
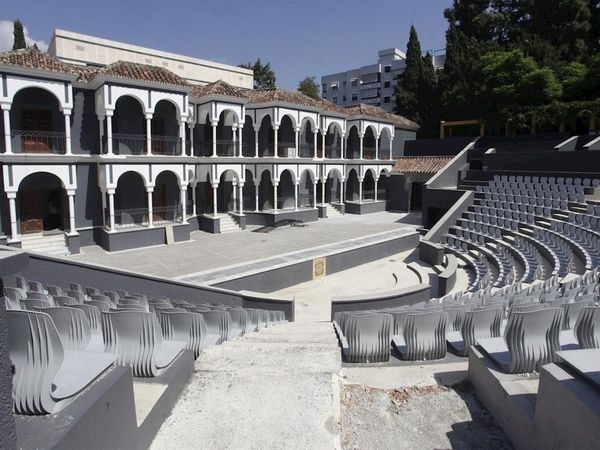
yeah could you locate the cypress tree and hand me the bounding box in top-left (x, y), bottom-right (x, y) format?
top-left (395, 25), bottom-right (424, 123)
top-left (13, 20), bottom-right (27, 50)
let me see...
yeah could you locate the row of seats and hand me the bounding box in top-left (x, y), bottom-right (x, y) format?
top-left (3, 276), bottom-right (286, 414)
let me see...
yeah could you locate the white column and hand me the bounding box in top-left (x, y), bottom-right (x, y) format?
top-left (238, 182), bottom-right (244, 214)
top-left (106, 111), bottom-right (114, 155)
top-left (101, 189), bottom-right (107, 227)
top-left (179, 119), bottom-right (186, 156)
top-left (238, 125), bottom-right (243, 157)
top-left (341, 134), bottom-right (345, 160)
top-left (2, 106), bottom-right (12, 154)
top-left (273, 181), bottom-right (278, 212)
top-left (321, 179), bottom-right (326, 205)
top-left (7, 193), bottom-right (18, 240)
top-left (232, 126), bottom-right (237, 158)
top-left (255, 183), bottom-right (260, 212)
top-left (212, 123), bottom-right (218, 157)
top-left (67, 191), bottom-right (76, 233)
top-left (313, 131), bottom-right (318, 159)
top-left (321, 132), bottom-right (326, 159)
top-left (359, 178), bottom-right (363, 202)
top-left (375, 135), bottom-right (379, 160)
top-left (294, 128), bottom-right (299, 158)
top-left (273, 126), bottom-right (279, 158)
top-left (212, 184), bottom-right (218, 216)
top-left (98, 115), bottom-right (105, 155)
top-left (188, 123), bottom-right (195, 156)
top-left (374, 178), bottom-right (379, 201)
top-left (294, 182), bottom-right (299, 211)
top-left (146, 114), bottom-right (153, 155)
top-left (254, 128), bottom-right (259, 158)
top-left (312, 181), bottom-right (318, 208)
top-left (341, 179), bottom-right (345, 203)
top-left (359, 135), bottom-right (364, 160)
top-left (180, 187), bottom-right (187, 223)
top-left (147, 188), bottom-right (154, 227)
top-left (232, 181), bottom-right (238, 212)
top-left (63, 111), bottom-right (72, 155)
top-left (108, 190), bottom-right (115, 231)
top-left (191, 183), bottom-right (197, 216)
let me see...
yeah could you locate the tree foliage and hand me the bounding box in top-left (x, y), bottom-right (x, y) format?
top-left (13, 20), bottom-right (26, 50)
top-left (297, 76), bottom-right (320, 99)
top-left (239, 58), bottom-right (276, 90)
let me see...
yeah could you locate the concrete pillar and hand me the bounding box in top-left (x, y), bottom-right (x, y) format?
top-left (179, 119), bottom-right (186, 156)
top-left (106, 111), bottom-right (114, 155)
top-left (359, 135), bottom-right (364, 160)
top-left (64, 111), bottom-right (72, 155)
top-left (313, 131), bottom-right (318, 159)
top-left (273, 126), bottom-right (279, 158)
top-left (108, 190), bottom-right (115, 231)
top-left (212, 184), bottom-right (218, 216)
top-left (294, 128), bottom-right (299, 158)
top-left (238, 182), bottom-right (244, 214)
top-left (212, 123), bottom-right (218, 157)
top-left (232, 126), bottom-right (237, 158)
top-left (67, 191), bottom-right (76, 233)
top-left (341, 134), bottom-right (345, 160)
top-left (180, 187), bottom-right (187, 223)
top-left (321, 179), bottom-right (326, 205)
top-left (374, 178), bottom-right (379, 201)
top-left (7, 193), bottom-right (18, 240)
top-left (238, 125), bottom-right (243, 157)
top-left (191, 183), bottom-right (197, 216)
top-left (294, 182), bottom-right (299, 211)
top-left (341, 179), bottom-right (345, 203)
top-left (312, 181), bottom-right (318, 208)
top-left (273, 182), bottom-right (278, 212)
top-left (359, 178), bottom-right (363, 202)
top-left (321, 132), bottom-right (326, 159)
top-left (147, 187), bottom-right (154, 227)
top-left (146, 114), bottom-right (153, 155)
top-left (255, 183), bottom-right (260, 212)
top-left (98, 115), bottom-right (105, 155)
top-left (232, 181), bottom-right (237, 212)
top-left (375, 136), bottom-right (379, 160)
top-left (254, 128), bottom-right (259, 158)
top-left (189, 123), bottom-right (195, 156)
top-left (101, 189), bottom-right (107, 227)
top-left (2, 106), bottom-right (12, 154)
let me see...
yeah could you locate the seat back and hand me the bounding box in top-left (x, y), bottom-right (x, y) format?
top-left (345, 313), bottom-right (392, 363)
top-left (403, 311), bottom-right (448, 361)
top-left (3, 287), bottom-right (25, 310)
top-left (86, 300), bottom-right (110, 313)
top-left (161, 311), bottom-right (206, 359)
top-left (7, 310), bottom-right (64, 414)
top-left (562, 300), bottom-right (595, 330)
top-left (200, 310), bottom-right (230, 344)
top-left (46, 285), bottom-right (64, 297)
top-left (54, 296), bottom-right (78, 306)
top-left (504, 308), bottom-right (564, 373)
top-left (20, 299), bottom-right (52, 310)
top-left (38, 307), bottom-right (92, 351)
top-left (69, 304), bottom-right (102, 335)
top-left (460, 307), bottom-right (503, 356)
top-left (227, 309), bottom-right (249, 336)
top-left (574, 307), bottom-right (600, 349)
top-left (101, 310), bottom-right (162, 377)
top-left (66, 290), bottom-right (86, 304)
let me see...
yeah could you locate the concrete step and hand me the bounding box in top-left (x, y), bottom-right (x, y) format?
top-left (20, 233), bottom-right (68, 256)
top-left (218, 214), bottom-right (242, 233)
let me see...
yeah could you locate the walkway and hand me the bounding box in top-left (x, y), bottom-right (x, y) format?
top-left (151, 322), bottom-right (341, 450)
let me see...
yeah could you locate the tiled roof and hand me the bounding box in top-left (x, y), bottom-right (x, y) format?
top-left (0, 46), bottom-right (85, 78)
top-left (192, 80), bottom-right (246, 98)
top-left (392, 155), bottom-right (453, 174)
top-left (95, 61), bottom-right (189, 87)
top-left (345, 103), bottom-right (419, 130)
top-left (246, 87), bottom-right (324, 108)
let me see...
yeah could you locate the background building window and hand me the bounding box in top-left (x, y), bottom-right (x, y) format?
top-left (384, 65), bottom-right (391, 73)
top-left (343, 95), bottom-right (346, 102)
top-left (351, 94), bottom-right (358, 101)
top-left (332, 96), bottom-right (338, 104)
top-left (384, 81), bottom-right (391, 88)
top-left (322, 84), bottom-right (327, 93)
top-left (384, 96), bottom-right (391, 103)
top-left (350, 78), bottom-right (359, 87)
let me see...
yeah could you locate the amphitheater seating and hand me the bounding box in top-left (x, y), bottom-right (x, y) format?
top-left (3, 275), bottom-right (287, 414)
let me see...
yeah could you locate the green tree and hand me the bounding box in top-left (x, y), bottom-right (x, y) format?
top-left (12, 20), bottom-right (26, 50)
top-left (297, 76), bottom-right (320, 99)
top-left (239, 58), bottom-right (276, 89)
top-left (394, 25), bottom-right (424, 122)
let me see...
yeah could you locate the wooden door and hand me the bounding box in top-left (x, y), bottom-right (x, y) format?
top-left (21, 109), bottom-right (53, 153)
top-left (20, 189), bottom-right (43, 234)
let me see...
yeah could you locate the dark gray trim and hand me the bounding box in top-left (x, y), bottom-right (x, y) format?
top-left (344, 200), bottom-right (387, 215)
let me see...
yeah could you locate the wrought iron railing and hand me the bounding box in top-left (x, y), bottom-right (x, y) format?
top-left (378, 147), bottom-right (391, 160)
top-left (298, 193), bottom-right (315, 209)
top-left (363, 147), bottom-right (376, 160)
top-left (277, 142), bottom-right (296, 158)
top-left (151, 136), bottom-right (181, 155)
top-left (11, 130), bottom-right (66, 154)
top-left (362, 189), bottom-right (388, 201)
top-left (111, 133), bottom-right (146, 155)
top-left (152, 205), bottom-right (182, 224)
top-left (112, 205), bottom-right (181, 229)
top-left (325, 145), bottom-right (341, 159)
top-left (298, 143), bottom-right (314, 158)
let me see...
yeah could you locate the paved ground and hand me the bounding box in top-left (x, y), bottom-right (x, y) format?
top-left (68, 211), bottom-right (420, 279)
top-left (151, 322), bottom-right (342, 450)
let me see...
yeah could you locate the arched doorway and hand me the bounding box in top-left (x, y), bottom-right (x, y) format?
top-left (345, 169), bottom-right (360, 202)
top-left (113, 96), bottom-right (145, 155)
top-left (153, 171), bottom-right (181, 224)
top-left (378, 129), bottom-right (392, 160)
top-left (299, 170), bottom-right (315, 208)
top-left (299, 119), bottom-right (315, 158)
top-left (18, 172), bottom-right (66, 234)
top-left (243, 169), bottom-right (256, 211)
top-left (363, 170), bottom-right (376, 201)
top-left (258, 116), bottom-right (274, 157)
top-left (216, 110), bottom-right (239, 157)
top-left (277, 115), bottom-right (295, 158)
top-left (278, 170), bottom-right (295, 210)
top-left (114, 171), bottom-right (147, 228)
top-left (325, 124), bottom-right (342, 159)
top-left (217, 170), bottom-right (240, 213)
top-left (243, 117), bottom-right (255, 157)
top-left (347, 126), bottom-right (360, 160)
top-left (152, 100), bottom-right (180, 155)
top-left (326, 170), bottom-right (342, 204)
top-left (258, 170), bottom-right (274, 210)
top-left (363, 127), bottom-right (376, 160)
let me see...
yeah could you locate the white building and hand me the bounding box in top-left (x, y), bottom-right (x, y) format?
top-left (321, 48), bottom-right (445, 113)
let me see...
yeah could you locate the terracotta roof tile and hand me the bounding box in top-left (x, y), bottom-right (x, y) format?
top-left (246, 88), bottom-right (324, 108)
top-left (0, 46), bottom-right (87, 78)
top-left (345, 103), bottom-right (419, 130)
top-left (192, 80), bottom-right (246, 98)
top-left (95, 61), bottom-right (189, 87)
top-left (392, 155), bottom-right (453, 174)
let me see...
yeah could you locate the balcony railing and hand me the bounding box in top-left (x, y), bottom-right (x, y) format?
top-left (106, 134), bottom-right (182, 155)
top-left (197, 140), bottom-right (239, 157)
top-left (152, 205), bottom-right (182, 224)
top-left (325, 145), bottom-right (341, 159)
top-left (379, 147), bottom-right (391, 160)
top-left (362, 189), bottom-right (388, 201)
top-left (151, 136), bottom-right (181, 155)
top-left (277, 142), bottom-right (296, 158)
top-left (298, 143), bottom-right (314, 158)
top-left (11, 130), bottom-right (66, 154)
top-left (363, 147), bottom-right (376, 160)
top-left (112, 205), bottom-right (181, 229)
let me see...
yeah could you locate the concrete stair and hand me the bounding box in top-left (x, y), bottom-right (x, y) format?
top-left (20, 232), bottom-right (69, 256)
top-left (326, 203), bottom-right (343, 218)
top-left (218, 214), bottom-right (242, 233)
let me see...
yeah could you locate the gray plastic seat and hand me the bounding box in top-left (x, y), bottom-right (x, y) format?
top-left (69, 303), bottom-right (102, 336)
top-left (101, 310), bottom-right (185, 377)
top-left (46, 285), bottom-right (65, 297)
top-left (160, 311), bottom-right (207, 359)
top-left (447, 307), bottom-right (503, 356)
top-left (227, 308), bottom-right (249, 339)
top-left (562, 300), bottom-right (595, 330)
top-left (574, 307), bottom-right (600, 348)
top-left (3, 287), bottom-right (25, 310)
top-left (86, 300), bottom-right (110, 313)
top-left (20, 298), bottom-right (52, 310)
top-left (7, 310), bottom-right (115, 414)
top-left (199, 310), bottom-right (230, 345)
top-left (36, 306), bottom-right (104, 352)
top-left (66, 290), bottom-right (86, 304)
top-left (394, 311), bottom-right (448, 361)
top-left (343, 313), bottom-right (393, 363)
top-left (478, 308), bottom-right (564, 373)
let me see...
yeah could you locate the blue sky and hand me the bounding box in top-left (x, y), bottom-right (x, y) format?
top-left (1, 0), bottom-right (451, 89)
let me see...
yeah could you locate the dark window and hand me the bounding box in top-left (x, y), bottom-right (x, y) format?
top-left (332, 97), bottom-right (338, 104)
top-left (351, 94), bottom-right (358, 101)
top-left (322, 84), bottom-right (327, 93)
top-left (342, 95), bottom-right (346, 102)
top-left (384, 96), bottom-right (390, 103)
top-left (384, 65), bottom-right (391, 73)
top-left (384, 81), bottom-right (390, 88)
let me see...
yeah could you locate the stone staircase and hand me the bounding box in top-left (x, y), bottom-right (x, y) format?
top-left (20, 232), bottom-right (69, 256)
top-left (326, 203), bottom-right (343, 218)
top-left (219, 214), bottom-right (243, 233)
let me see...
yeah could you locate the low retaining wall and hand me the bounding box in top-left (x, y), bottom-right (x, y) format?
top-left (1, 248), bottom-right (295, 320)
top-left (98, 223), bottom-right (191, 252)
top-left (244, 209), bottom-right (319, 226)
top-left (437, 253), bottom-right (458, 297)
top-left (330, 283), bottom-right (431, 320)
top-left (344, 200), bottom-right (387, 215)
top-left (213, 232), bottom-right (420, 294)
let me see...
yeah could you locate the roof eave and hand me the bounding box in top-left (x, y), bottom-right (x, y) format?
top-left (190, 93), bottom-right (248, 105)
top-left (89, 74), bottom-right (192, 93)
top-left (0, 64), bottom-right (79, 82)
